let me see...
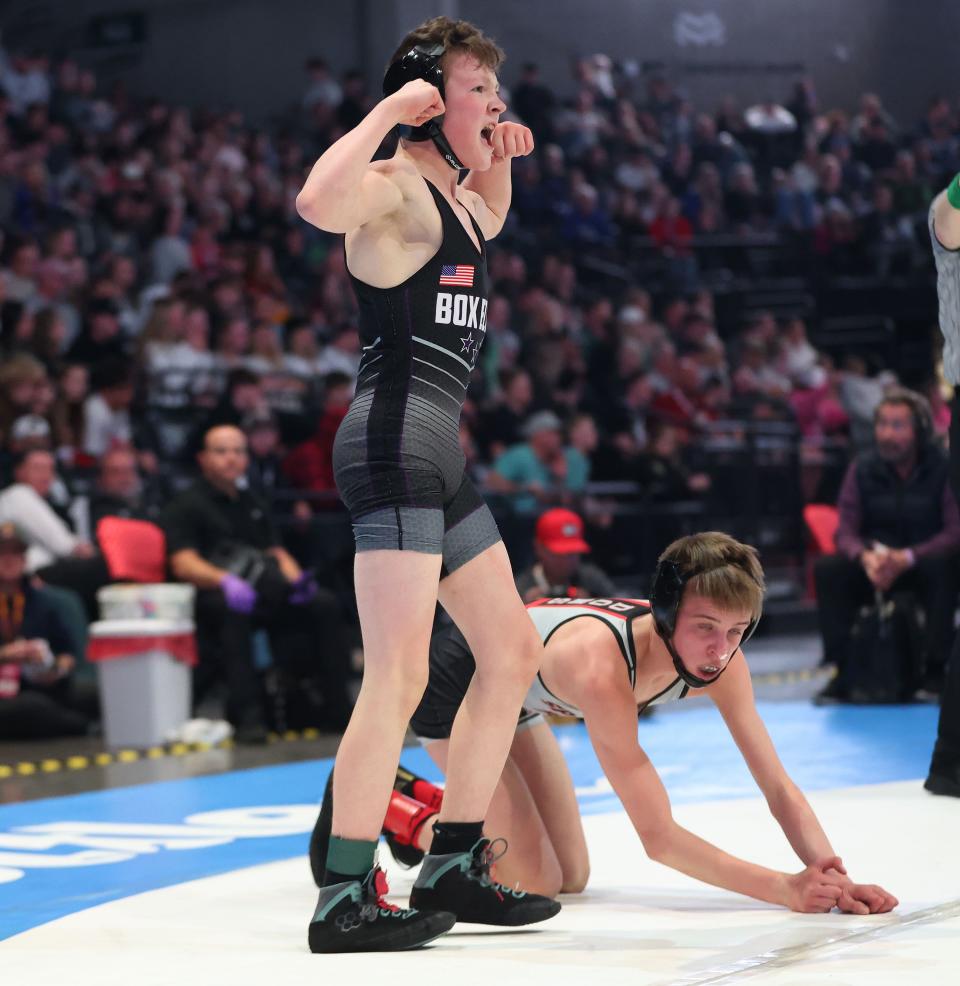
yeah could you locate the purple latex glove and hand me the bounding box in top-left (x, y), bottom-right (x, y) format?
top-left (220, 573), bottom-right (257, 614)
top-left (288, 572), bottom-right (318, 606)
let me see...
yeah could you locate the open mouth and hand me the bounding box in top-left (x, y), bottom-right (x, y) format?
top-left (698, 665), bottom-right (721, 679)
top-left (480, 125), bottom-right (495, 147)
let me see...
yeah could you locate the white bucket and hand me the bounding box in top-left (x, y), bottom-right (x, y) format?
top-left (97, 584), bottom-right (195, 622)
top-left (89, 619), bottom-right (195, 749)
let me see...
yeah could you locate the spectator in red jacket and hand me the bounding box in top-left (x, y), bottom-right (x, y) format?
top-left (282, 371), bottom-right (353, 501)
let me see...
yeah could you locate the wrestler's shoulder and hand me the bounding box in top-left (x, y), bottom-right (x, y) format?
top-left (368, 157), bottom-right (423, 189)
top-left (455, 187), bottom-right (487, 222)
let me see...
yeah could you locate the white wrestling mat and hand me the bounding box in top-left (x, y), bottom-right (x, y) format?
top-left (3, 778), bottom-right (958, 986)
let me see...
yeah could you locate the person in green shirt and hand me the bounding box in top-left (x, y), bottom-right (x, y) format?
top-left (486, 410), bottom-right (589, 513)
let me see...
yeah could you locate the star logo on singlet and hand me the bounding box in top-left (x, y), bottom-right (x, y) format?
top-left (460, 329), bottom-right (484, 367)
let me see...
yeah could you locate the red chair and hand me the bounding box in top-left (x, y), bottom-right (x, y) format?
top-left (803, 504), bottom-right (839, 599)
top-left (803, 504), bottom-right (840, 555)
top-left (96, 517), bottom-right (167, 584)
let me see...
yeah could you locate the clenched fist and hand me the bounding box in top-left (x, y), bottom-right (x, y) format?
top-left (385, 79), bottom-right (445, 128)
top-left (488, 121), bottom-right (535, 161)
top-left (781, 856), bottom-right (847, 913)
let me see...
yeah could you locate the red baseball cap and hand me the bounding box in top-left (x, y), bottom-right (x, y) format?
top-left (535, 508), bottom-right (590, 554)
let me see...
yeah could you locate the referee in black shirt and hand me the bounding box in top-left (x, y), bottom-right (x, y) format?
top-left (161, 424), bottom-right (352, 743)
top-left (926, 176), bottom-right (960, 796)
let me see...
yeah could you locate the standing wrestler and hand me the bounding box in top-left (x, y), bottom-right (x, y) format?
top-left (295, 17), bottom-right (558, 952)
top-left (315, 533), bottom-right (897, 915)
top-left (925, 177), bottom-right (960, 797)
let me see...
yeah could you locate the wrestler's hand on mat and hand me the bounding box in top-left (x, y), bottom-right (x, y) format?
top-left (782, 856), bottom-right (846, 912)
top-left (834, 879), bottom-right (899, 914)
top-left (386, 78), bottom-right (445, 128)
top-left (488, 121), bottom-right (534, 161)
top-left (807, 857), bottom-right (899, 914)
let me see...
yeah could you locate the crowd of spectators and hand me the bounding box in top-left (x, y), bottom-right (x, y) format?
top-left (1, 39), bottom-right (959, 736)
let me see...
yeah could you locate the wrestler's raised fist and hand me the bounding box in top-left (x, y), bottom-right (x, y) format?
top-left (489, 121), bottom-right (535, 161)
top-left (385, 78), bottom-right (445, 128)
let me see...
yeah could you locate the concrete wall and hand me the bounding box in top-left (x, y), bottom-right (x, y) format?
top-left (460, 0), bottom-right (958, 123)
top-left (2, 0), bottom-right (957, 124)
top-left (1, 0), bottom-right (363, 122)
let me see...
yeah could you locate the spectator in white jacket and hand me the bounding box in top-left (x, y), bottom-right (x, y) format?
top-left (0, 448), bottom-right (112, 616)
top-left (0, 449), bottom-right (93, 571)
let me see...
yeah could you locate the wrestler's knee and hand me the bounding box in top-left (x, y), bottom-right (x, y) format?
top-left (500, 620), bottom-right (544, 686)
top-left (533, 855), bottom-right (565, 899)
top-left (561, 858), bottom-right (590, 895)
top-left (359, 653), bottom-right (431, 718)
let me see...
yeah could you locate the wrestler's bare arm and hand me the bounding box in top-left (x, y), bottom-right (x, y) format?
top-left (576, 667), bottom-right (841, 910)
top-left (462, 122), bottom-right (534, 239)
top-left (296, 80), bottom-right (442, 234)
top-left (709, 654), bottom-right (898, 913)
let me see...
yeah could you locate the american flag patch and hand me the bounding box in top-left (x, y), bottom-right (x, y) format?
top-left (439, 264), bottom-right (475, 287)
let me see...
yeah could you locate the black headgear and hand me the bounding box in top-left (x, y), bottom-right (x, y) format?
top-left (382, 43), bottom-right (465, 171)
top-left (650, 559), bottom-right (762, 689)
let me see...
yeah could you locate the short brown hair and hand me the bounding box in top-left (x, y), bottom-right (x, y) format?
top-left (389, 17), bottom-right (505, 75)
top-left (658, 531), bottom-right (765, 621)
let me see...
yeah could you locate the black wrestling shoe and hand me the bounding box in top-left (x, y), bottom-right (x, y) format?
top-left (308, 770), bottom-right (334, 887)
top-left (924, 756), bottom-right (960, 798)
top-left (384, 830), bottom-right (426, 869)
top-left (924, 772), bottom-right (960, 797)
top-left (409, 838), bottom-right (561, 927)
top-left (308, 866), bottom-right (455, 953)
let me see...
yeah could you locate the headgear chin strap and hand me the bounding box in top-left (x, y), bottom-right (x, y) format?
top-left (649, 559), bottom-right (762, 689)
top-left (382, 43), bottom-right (465, 171)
